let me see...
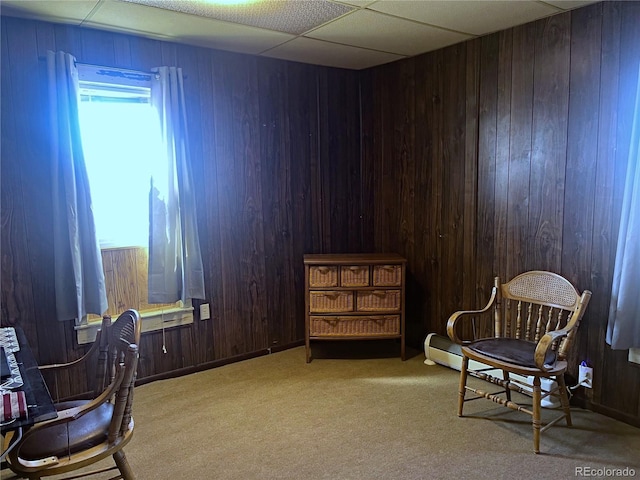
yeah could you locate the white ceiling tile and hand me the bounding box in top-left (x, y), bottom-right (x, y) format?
top-left (0, 0), bottom-right (100, 24)
top-left (263, 36), bottom-right (404, 70)
top-left (120, 0), bottom-right (354, 35)
top-left (542, 0), bottom-right (598, 10)
top-left (368, 1), bottom-right (560, 36)
top-left (306, 9), bottom-right (472, 56)
top-left (335, 0), bottom-right (378, 6)
top-left (85, 1), bottom-right (294, 55)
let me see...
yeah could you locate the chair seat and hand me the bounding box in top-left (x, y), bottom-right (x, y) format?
top-left (19, 400), bottom-right (114, 461)
top-left (467, 337), bottom-right (556, 368)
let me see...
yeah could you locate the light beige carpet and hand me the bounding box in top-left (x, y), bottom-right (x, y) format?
top-left (3, 344), bottom-right (640, 479)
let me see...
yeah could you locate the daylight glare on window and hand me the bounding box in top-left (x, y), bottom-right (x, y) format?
top-left (78, 96), bottom-right (162, 248)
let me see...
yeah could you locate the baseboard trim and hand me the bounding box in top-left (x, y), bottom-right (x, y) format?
top-left (135, 340), bottom-right (304, 386)
top-left (572, 395), bottom-right (640, 428)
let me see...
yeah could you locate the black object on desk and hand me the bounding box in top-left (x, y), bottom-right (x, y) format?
top-left (1, 347), bottom-right (10, 380)
top-left (1, 327), bottom-right (57, 433)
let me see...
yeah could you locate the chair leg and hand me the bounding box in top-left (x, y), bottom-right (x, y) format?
top-left (503, 370), bottom-right (511, 401)
top-left (557, 374), bottom-right (572, 426)
top-left (114, 450), bottom-right (136, 480)
top-left (458, 355), bottom-right (469, 417)
top-left (532, 376), bottom-right (541, 454)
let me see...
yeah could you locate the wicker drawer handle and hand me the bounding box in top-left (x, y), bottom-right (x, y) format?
top-left (323, 318), bottom-right (340, 325)
top-left (322, 292), bottom-right (342, 299)
top-left (317, 266), bottom-right (331, 274)
top-left (348, 266), bottom-right (365, 272)
top-left (372, 290), bottom-right (388, 297)
top-left (380, 265), bottom-right (397, 271)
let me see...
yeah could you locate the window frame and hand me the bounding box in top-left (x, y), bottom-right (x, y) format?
top-left (74, 64), bottom-right (193, 342)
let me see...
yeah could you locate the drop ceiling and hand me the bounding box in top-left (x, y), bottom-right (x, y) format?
top-left (0, 0), bottom-right (597, 70)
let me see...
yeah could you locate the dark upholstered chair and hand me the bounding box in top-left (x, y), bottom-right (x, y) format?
top-left (446, 271), bottom-right (591, 453)
top-left (6, 310), bottom-right (141, 479)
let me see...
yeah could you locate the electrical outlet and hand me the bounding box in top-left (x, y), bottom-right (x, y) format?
top-left (578, 364), bottom-right (593, 388)
top-left (199, 303), bottom-right (210, 320)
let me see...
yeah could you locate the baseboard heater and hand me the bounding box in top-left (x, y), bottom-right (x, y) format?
top-left (423, 333), bottom-right (560, 408)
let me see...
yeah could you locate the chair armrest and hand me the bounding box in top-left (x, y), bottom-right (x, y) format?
top-left (446, 287), bottom-right (497, 345)
top-left (534, 329), bottom-right (569, 371)
top-left (38, 332), bottom-right (102, 372)
top-left (12, 361), bottom-right (126, 450)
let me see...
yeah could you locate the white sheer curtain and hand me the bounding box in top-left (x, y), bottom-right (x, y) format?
top-left (148, 66), bottom-right (205, 304)
top-left (46, 51), bottom-right (108, 322)
top-left (606, 62), bottom-right (640, 350)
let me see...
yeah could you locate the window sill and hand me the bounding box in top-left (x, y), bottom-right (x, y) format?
top-left (75, 305), bottom-right (194, 345)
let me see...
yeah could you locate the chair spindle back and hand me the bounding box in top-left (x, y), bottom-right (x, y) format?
top-left (493, 271), bottom-right (588, 361)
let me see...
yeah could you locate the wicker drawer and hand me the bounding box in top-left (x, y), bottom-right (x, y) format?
top-left (309, 291), bottom-right (353, 313)
top-left (340, 265), bottom-right (370, 287)
top-left (373, 265), bottom-right (402, 286)
top-left (356, 290), bottom-right (401, 311)
top-left (310, 315), bottom-right (400, 337)
top-left (304, 254), bottom-right (406, 362)
top-left (309, 266), bottom-right (338, 287)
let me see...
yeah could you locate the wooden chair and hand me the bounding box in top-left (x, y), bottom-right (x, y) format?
top-left (446, 271), bottom-right (591, 453)
top-left (40, 309), bottom-right (141, 402)
top-left (6, 310), bottom-right (141, 479)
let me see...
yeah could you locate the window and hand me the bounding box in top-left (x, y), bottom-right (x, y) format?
top-left (75, 65), bottom-right (193, 343)
top-left (77, 65), bottom-right (161, 248)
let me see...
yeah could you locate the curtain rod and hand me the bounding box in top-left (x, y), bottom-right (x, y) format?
top-left (38, 56), bottom-right (187, 79)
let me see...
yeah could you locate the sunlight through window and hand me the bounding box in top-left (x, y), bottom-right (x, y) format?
top-left (78, 72), bottom-right (162, 248)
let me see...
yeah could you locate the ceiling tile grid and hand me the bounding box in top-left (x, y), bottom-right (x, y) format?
top-left (120, 0), bottom-right (355, 35)
top-left (0, 0), bottom-right (599, 69)
top-left (305, 8), bottom-right (472, 56)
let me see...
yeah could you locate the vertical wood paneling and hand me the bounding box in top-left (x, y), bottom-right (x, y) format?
top-left (440, 43), bottom-right (467, 320)
top-left (529, 13), bottom-right (571, 271)
top-left (258, 59), bottom-right (293, 349)
top-left (134, 249), bottom-right (150, 312)
top-left (420, 49), bottom-right (444, 328)
top-left (408, 57), bottom-right (429, 338)
top-left (1, 16), bottom-right (359, 387)
top-left (462, 39), bottom-right (480, 309)
top-left (316, 69), bottom-right (362, 253)
top-left (508, 22), bottom-right (535, 278)
top-left (493, 30), bottom-right (512, 281)
top-left (3, 19), bottom-right (62, 364)
top-left (196, 48), bottom-right (221, 363)
top-left (2, 1), bottom-right (640, 426)
top-left (287, 62), bottom-right (319, 341)
top-left (362, 3), bottom-right (640, 424)
top-left (563, 5), bottom-right (601, 373)
top-left (376, 63), bottom-right (399, 253)
top-left (598, 0), bottom-right (640, 417)
top-left (359, 69), bottom-right (376, 253)
top-left (1, 21), bottom-right (39, 342)
top-left (476, 34), bottom-right (499, 339)
top-left (587, 0), bottom-right (622, 412)
top-left (395, 59), bottom-right (415, 265)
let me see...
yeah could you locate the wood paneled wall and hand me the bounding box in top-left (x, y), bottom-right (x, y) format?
top-left (2, 1), bottom-right (640, 425)
top-left (0, 16), bottom-right (362, 394)
top-left (361, 1), bottom-right (640, 424)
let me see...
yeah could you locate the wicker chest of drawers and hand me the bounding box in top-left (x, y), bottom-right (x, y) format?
top-left (303, 253), bottom-right (407, 362)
